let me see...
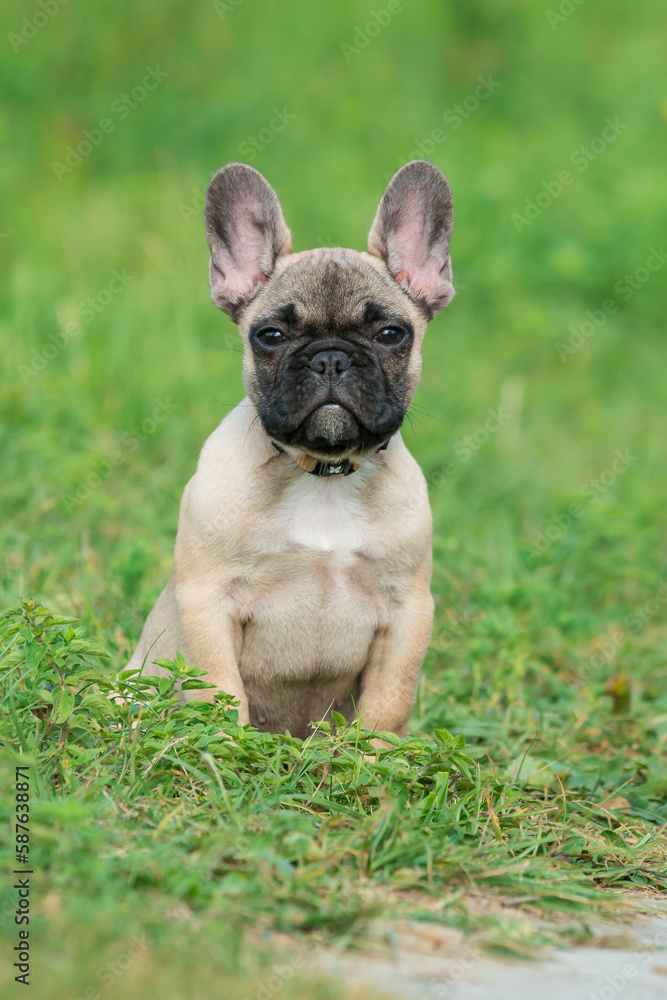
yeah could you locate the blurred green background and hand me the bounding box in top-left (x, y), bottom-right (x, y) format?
top-left (1, 1), bottom-right (666, 997)
top-left (1, 0), bottom-right (665, 641)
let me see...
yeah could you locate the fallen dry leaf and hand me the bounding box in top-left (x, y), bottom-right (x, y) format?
top-left (599, 796), bottom-right (631, 812)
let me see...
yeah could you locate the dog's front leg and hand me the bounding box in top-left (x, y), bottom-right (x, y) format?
top-left (175, 576), bottom-right (249, 725)
top-left (356, 566), bottom-right (434, 740)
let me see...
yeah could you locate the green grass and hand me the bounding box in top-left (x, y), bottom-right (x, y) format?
top-left (1, 0), bottom-right (666, 996)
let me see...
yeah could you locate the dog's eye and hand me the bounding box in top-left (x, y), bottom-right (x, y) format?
top-left (373, 327), bottom-right (405, 346)
top-left (257, 329), bottom-right (287, 347)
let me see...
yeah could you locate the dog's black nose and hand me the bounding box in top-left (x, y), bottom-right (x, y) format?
top-left (308, 350), bottom-right (351, 376)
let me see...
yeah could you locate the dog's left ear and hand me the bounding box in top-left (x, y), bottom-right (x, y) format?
top-left (205, 163), bottom-right (292, 317)
top-left (368, 160), bottom-right (454, 317)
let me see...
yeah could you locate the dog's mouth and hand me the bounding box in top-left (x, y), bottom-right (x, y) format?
top-left (264, 400), bottom-right (403, 459)
top-left (300, 404), bottom-right (360, 454)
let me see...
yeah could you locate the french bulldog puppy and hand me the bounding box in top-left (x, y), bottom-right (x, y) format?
top-left (127, 159), bottom-right (455, 739)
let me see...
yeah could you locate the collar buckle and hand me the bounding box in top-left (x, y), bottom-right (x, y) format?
top-left (309, 459), bottom-right (354, 477)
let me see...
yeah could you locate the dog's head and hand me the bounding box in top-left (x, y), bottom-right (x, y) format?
top-left (204, 160), bottom-right (454, 460)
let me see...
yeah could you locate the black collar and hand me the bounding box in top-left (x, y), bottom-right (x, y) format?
top-left (272, 439), bottom-right (390, 477)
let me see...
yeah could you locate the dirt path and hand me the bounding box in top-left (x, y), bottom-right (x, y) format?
top-left (312, 899), bottom-right (667, 999)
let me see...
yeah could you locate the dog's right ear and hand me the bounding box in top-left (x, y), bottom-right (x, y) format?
top-left (204, 163), bottom-right (292, 317)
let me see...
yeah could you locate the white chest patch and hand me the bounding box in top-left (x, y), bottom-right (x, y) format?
top-left (282, 472), bottom-right (369, 552)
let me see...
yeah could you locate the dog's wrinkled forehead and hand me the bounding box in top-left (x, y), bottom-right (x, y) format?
top-left (241, 247), bottom-right (425, 333)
